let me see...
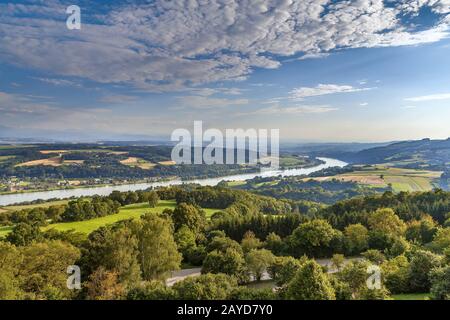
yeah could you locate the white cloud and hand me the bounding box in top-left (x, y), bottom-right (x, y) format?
top-left (176, 95), bottom-right (249, 109)
top-left (405, 93), bottom-right (450, 101)
top-left (290, 84), bottom-right (372, 100)
top-left (240, 105), bottom-right (338, 116)
top-left (0, 1), bottom-right (448, 91)
top-left (360, 102), bottom-right (369, 106)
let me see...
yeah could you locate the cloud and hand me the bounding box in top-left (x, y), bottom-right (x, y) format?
top-left (100, 95), bottom-right (138, 104)
top-left (0, 1), bottom-right (449, 91)
top-left (290, 84), bottom-right (373, 100)
top-left (176, 95), bottom-right (249, 109)
top-left (240, 105), bottom-right (338, 116)
top-left (360, 102), bottom-right (369, 106)
top-left (404, 93), bottom-right (450, 101)
top-left (33, 77), bottom-right (81, 87)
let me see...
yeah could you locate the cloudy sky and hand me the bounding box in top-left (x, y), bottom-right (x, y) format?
top-left (0, 0), bottom-right (449, 142)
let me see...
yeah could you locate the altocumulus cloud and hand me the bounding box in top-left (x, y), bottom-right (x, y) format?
top-left (0, 0), bottom-right (449, 91)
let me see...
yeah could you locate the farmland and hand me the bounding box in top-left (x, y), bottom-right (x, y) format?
top-left (314, 165), bottom-right (441, 193)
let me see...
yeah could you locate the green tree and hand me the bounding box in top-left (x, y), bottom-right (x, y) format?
top-left (81, 225), bottom-right (141, 287)
top-left (268, 256), bottom-right (304, 288)
top-left (202, 248), bottom-right (247, 283)
top-left (331, 254), bottom-right (345, 271)
top-left (148, 191), bottom-right (160, 208)
top-left (174, 225), bottom-right (197, 259)
top-left (344, 224), bottom-right (369, 255)
top-left (368, 208), bottom-right (406, 238)
top-left (408, 249), bottom-right (442, 292)
top-left (19, 240), bottom-right (80, 299)
top-left (289, 219), bottom-right (338, 258)
top-left (171, 203), bottom-right (206, 232)
top-left (362, 249), bottom-right (386, 265)
top-left (241, 231), bottom-right (262, 253)
top-left (245, 249), bottom-right (275, 281)
top-left (264, 232), bottom-right (284, 255)
top-left (127, 281), bottom-right (175, 300)
top-left (132, 214), bottom-right (182, 281)
top-left (381, 255), bottom-right (410, 294)
top-left (173, 273), bottom-right (238, 300)
top-left (286, 260), bottom-right (335, 300)
top-left (429, 265), bottom-right (450, 300)
top-left (0, 242), bottom-right (24, 299)
top-left (431, 227), bottom-right (450, 253)
top-left (86, 267), bottom-right (125, 300)
top-left (6, 222), bottom-right (43, 246)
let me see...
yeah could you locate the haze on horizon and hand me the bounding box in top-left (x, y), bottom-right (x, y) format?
top-left (0, 0), bottom-right (449, 143)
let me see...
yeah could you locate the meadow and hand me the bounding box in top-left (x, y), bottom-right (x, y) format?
top-left (320, 166), bottom-right (441, 193)
top-left (0, 200), bottom-right (222, 237)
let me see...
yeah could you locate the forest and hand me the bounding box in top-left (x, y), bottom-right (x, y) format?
top-left (1, 185), bottom-right (449, 300)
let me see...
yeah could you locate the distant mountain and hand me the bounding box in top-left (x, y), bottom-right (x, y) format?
top-left (347, 138), bottom-right (450, 170)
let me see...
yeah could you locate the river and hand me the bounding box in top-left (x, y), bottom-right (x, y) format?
top-left (0, 157), bottom-right (347, 206)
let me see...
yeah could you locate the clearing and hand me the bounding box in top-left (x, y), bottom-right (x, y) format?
top-left (120, 157), bottom-right (155, 170)
top-left (15, 157), bottom-right (84, 167)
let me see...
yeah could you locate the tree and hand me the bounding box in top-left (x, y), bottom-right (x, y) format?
top-left (344, 224), bottom-right (369, 255)
top-left (174, 225), bottom-right (197, 259)
top-left (289, 219), bottom-right (338, 258)
top-left (127, 281), bottom-right (175, 300)
top-left (362, 249), bottom-right (386, 265)
top-left (264, 232), bottom-right (284, 255)
top-left (368, 208), bottom-right (406, 238)
top-left (429, 265), bottom-right (450, 300)
top-left (245, 249), bottom-right (275, 281)
top-left (386, 237), bottom-right (410, 258)
top-left (202, 248), bottom-right (247, 283)
top-left (337, 260), bottom-right (372, 299)
top-left (0, 242), bottom-right (24, 299)
top-left (405, 216), bottom-right (438, 244)
top-left (206, 235), bottom-right (243, 255)
top-left (86, 267), bottom-right (125, 300)
top-left (171, 203), bottom-right (206, 232)
top-left (431, 227), bottom-right (450, 253)
top-left (81, 225), bottom-right (141, 287)
top-left (268, 256), bottom-right (304, 288)
top-left (381, 255), bottom-right (410, 294)
top-left (241, 231), bottom-right (262, 253)
top-left (19, 240), bottom-right (80, 299)
top-left (408, 249), bottom-right (442, 292)
top-left (173, 273), bottom-right (238, 300)
top-left (6, 222), bottom-right (43, 246)
top-left (286, 260), bottom-right (335, 300)
top-left (331, 254), bottom-right (345, 272)
top-left (148, 191), bottom-right (160, 208)
top-left (132, 214), bottom-right (182, 281)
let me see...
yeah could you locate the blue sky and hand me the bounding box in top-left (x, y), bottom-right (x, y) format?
top-left (0, 0), bottom-right (449, 142)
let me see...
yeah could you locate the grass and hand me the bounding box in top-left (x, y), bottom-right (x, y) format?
top-left (392, 293), bottom-right (430, 300)
top-left (120, 157), bottom-right (155, 170)
top-left (0, 225), bottom-right (13, 238)
top-left (0, 155), bottom-right (15, 163)
top-left (279, 155), bottom-right (309, 167)
top-left (330, 166), bottom-right (441, 193)
top-left (43, 200), bottom-right (177, 234)
top-left (0, 200), bottom-right (222, 236)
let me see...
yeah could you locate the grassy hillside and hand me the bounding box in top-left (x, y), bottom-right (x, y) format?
top-left (319, 166), bottom-right (441, 193)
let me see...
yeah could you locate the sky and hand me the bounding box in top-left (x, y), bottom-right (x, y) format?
top-left (0, 0), bottom-right (449, 142)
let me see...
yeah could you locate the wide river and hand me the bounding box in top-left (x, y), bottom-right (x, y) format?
top-left (0, 157), bottom-right (347, 206)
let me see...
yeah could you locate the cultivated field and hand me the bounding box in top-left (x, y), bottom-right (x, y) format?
top-left (313, 165), bottom-right (441, 193)
top-left (120, 157), bottom-right (155, 170)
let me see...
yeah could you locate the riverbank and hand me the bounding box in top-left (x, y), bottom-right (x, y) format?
top-left (0, 157), bottom-right (347, 207)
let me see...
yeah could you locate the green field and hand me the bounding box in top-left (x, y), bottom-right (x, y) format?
top-left (279, 155), bottom-right (310, 167)
top-left (0, 200), bottom-right (222, 237)
top-left (43, 200), bottom-right (177, 234)
top-left (392, 293), bottom-right (430, 300)
top-left (334, 166), bottom-right (441, 193)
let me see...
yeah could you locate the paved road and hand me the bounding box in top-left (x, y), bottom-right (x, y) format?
top-left (166, 257), bottom-right (362, 286)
